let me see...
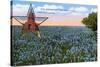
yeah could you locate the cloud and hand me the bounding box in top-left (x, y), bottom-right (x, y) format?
top-left (13, 4), bottom-right (65, 16)
top-left (13, 3), bottom-right (93, 17)
top-left (42, 4), bottom-right (64, 9)
top-left (67, 6), bottom-right (89, 16)
top-left (34, 4), bottom-right (65, 14)
top-left (69, 6), bottom-right (88, 12)
top-left (13, 4), bottom-right (34, 16)
top-left (90, 8), bottom-right (97, 13)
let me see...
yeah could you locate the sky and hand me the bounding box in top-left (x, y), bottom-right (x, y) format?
top-left (11, 0), bottom-right (97, 26)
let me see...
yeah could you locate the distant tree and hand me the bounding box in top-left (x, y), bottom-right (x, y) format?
top-left (82, 12), bottom-right (97, 31)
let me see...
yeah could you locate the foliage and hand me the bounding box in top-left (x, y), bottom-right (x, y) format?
top-left (82, 12), bottom-right (97, 31)
top-left (11, 26), bottom-right (97, 66)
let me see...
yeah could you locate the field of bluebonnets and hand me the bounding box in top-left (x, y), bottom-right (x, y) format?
top-left (11, 26), bottom-right (97, 66)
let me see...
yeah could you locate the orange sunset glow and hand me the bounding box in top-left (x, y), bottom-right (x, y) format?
top-left (12, 15), bottom-right (85, 26)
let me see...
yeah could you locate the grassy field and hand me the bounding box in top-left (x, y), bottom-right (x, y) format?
top-left (11, 26), bottom-right (97, 66)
